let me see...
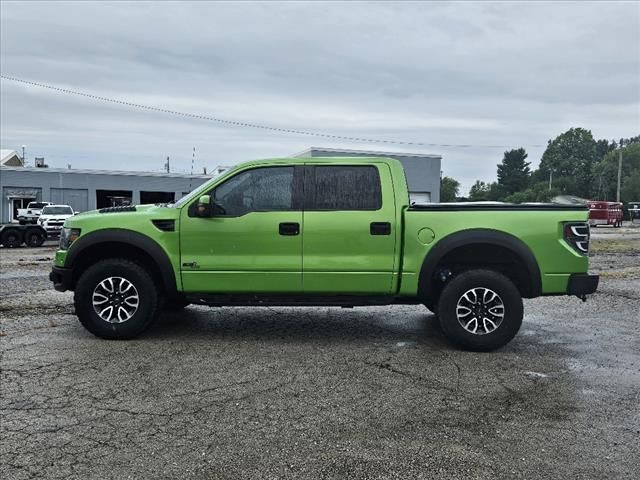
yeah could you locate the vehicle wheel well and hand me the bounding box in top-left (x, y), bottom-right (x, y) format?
top-left (423, 243), bottom-right (534, 306)
top-left (71, 242), bottom-right (165, 292)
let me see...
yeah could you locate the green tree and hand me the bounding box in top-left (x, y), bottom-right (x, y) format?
top-left (503, 182), bottom-right (560, 203)
top-left (592, 141), bottom-right (640, 202)
top-left (468, 180), bottom-right (503, 201)
top-left (537, 128), bottom-right (599, 198)
top-left (621, 169), bottom-right (640, 203)
top-left (497, 148), bottom-right (531, 195)
top-left (440, 176), bottom-right (460, 202)
top-left (595, 139), bottom-right (616, 160)
top-left (468, 181), bottom-right (489, 201)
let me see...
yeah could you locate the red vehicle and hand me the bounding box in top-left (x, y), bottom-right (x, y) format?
top-left (588, 201), bottom-right (623, 227)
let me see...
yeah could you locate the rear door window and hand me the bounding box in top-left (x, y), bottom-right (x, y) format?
top-left (307, 166), bottom-right (382, 210)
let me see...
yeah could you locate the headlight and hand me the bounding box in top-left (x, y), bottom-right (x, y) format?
top-left (39, 218), bottom-right (45, 225)
top-left (59, 228), bottom-right (81, 250)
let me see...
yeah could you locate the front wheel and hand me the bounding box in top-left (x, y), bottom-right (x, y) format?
top-left (437, 269), bottom-right (523, 351)
top-left (74, 259), bottom-right (160, 339)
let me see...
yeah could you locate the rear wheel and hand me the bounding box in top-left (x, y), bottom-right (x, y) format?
top-left (1, 229), bottom-right (23, 248)
top-left (74, 259), bottom-right (160, 339)
top-left (437, 269), bottom-right (523, 351)
top-left (25, 228), bottom-right (45, 247)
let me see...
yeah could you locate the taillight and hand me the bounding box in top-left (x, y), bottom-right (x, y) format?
top-left (564, 222), bottom-right (589, 255)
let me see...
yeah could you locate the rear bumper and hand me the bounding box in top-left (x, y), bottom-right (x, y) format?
top-left (49, 266), bottom-right (73, 292)
top-left (567, 273), bottom-right (599, 298)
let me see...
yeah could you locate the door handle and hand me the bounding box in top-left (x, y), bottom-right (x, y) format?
top-left (370, 222), bottom-right (391, 235)
top-left (279, 222), bottom-right (300, 236)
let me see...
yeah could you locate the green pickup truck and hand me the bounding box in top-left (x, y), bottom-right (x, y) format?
top-left (50, 157), bottom-right (598, 350)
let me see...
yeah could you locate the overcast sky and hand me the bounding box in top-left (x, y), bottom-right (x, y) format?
top-left (1, 1), bottom-right (638, 193)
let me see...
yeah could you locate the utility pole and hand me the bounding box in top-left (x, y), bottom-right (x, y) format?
top-left (548, 169), bottom-right (553, 191)
top-left (21, 145), bottom-right (26, 166)
top-left (165, 156), bottom-right (170, 173)
top-left (616, 139), bottom-right (623, 202)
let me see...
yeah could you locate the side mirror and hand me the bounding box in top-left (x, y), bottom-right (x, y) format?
top-left (195, 195), bottom-right (211, 217)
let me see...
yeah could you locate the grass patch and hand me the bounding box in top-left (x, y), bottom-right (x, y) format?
top-left (599, 267), bottom-right (640, 279)
top-left (590, 239), bottom-right (640, 253)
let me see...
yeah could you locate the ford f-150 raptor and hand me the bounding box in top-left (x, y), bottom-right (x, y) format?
top-left (49, 157), bottom-right (598, 350)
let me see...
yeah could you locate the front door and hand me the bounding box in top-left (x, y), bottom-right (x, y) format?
top-left (180, 166), bottom-right (303, 293)
top-left (302, 164), bottom-right (397, 294)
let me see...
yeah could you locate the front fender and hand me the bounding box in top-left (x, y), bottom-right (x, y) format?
top-left (64, 228), bottom-right (178, 294)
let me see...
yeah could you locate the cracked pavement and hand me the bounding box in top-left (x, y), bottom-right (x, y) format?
top-left (1, 231), bottom-right (639, 479)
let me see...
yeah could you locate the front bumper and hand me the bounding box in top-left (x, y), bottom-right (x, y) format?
top-left (49, 266), bottom-right (73, 292)
top-left (567, 273), bottom-right (599, 299)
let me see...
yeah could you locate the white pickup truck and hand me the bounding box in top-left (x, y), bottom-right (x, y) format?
top-left (17, 201), bottom-right (52, 224)
top-left (38, 204), bottom-right (76, 236)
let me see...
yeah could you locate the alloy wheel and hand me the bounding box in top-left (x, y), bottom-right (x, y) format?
top-left (455, 287), bottom-right (505, 335)
top-left (92, 276), bottom-right (140, 323)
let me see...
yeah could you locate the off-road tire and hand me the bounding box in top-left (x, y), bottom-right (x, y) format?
top-left (74, 258), bottom-right (160, 339)
top-left (25, 228), bottom-right (45, 247)
top-left (1, 229), bottom-right (22, 248)
top-left (438, 269), bottom-right (523, 351)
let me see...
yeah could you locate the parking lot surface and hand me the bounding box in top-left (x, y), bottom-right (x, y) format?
top-left (1, 228), bottom-right (639, 479)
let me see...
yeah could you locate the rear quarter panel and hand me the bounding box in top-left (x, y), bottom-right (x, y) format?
top-left (400, 208), bottom-right (590, 296)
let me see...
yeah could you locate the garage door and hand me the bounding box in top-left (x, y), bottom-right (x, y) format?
top-left (50, 188), bottom-right (89, 213)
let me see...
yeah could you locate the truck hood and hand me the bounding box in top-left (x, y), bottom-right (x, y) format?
top-left (64, 203), bottom-right (179, 230)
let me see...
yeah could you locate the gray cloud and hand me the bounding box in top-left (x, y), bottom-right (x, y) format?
top-left (1, 0), bottom-right (638, 192)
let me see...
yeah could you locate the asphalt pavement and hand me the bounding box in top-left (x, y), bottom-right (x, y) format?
top-left (1, 231), bottom-right (639, 479)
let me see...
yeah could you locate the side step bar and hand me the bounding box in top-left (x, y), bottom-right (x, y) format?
top-left (184, 294), bottom-right (421, 308)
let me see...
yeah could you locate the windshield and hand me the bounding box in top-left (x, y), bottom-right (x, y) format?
top-left (28, 202), bottom-right (48, 209)
top-left (42, 206), bottom-right (73, 215)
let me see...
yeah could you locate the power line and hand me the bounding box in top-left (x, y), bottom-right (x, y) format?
top-left (1, 74), bottom-right (546, 149)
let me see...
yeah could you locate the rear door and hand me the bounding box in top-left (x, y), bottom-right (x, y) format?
top-left (302, 163), bottom-right (397, 294)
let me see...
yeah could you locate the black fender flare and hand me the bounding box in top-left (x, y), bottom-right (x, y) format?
top-left (418, 228), bottom-right (542, 304)
top-left (65, 228), bottom-right (177, 294)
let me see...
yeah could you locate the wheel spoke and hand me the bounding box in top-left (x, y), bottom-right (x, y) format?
top-left (124, 296), bottom-right (139, 307)
top-left (92, 293), bottom-right (109, 305)
top-left (465, 317), bottom-right (478, 333)
top-left (117, 307), bottom-right (129, 322)
top-left (482, 289), bottom-right (497, 304)
top-left (457, 306), bottom-right (472, 318)
top-left (99, 305), bottom-right (114, 321)
top-left (463, 290), bottom-right (477, 304)
top-left (100, 278), bottom-right (114, 293)
top-left (483, 317), bottom-right (497, 332)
